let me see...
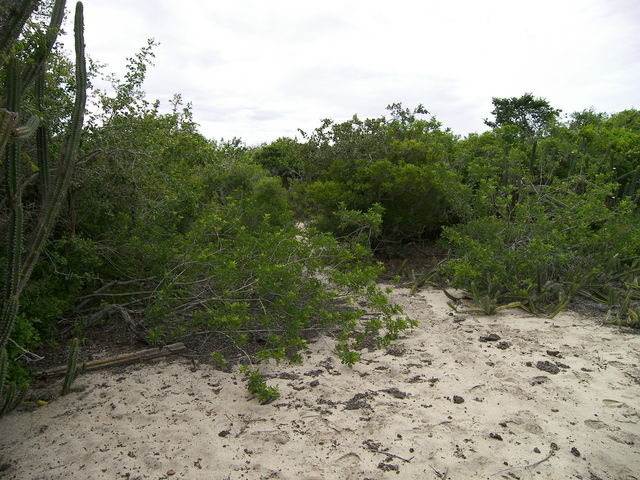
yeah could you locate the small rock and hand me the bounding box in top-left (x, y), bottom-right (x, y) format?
top-left (479, 333), bottom-right (501, 342)
top-left (525, 361), bottom-right (533, 367)
top-left (556, 362), bottom-right (571, 369)
top-left (453, 395), bottom-right (464, 404)
top-left (497, 341), bottom-right (510, 350)
top-left (166, 470), bottom-right (176, 476)
top-left (309, 380), bottom-right (320, 387)
top-left (218, 430), bottom-right (230, 437)
top-left (536, 361), bottom-right (560, 375)
top-left (571, 447), bottom-right (581, 457)
top-left (546, 350), bottom-right (561, 357)
top-left (489, 433), bottom-right (503, 441)
top-left (550, 442), bottom-right (559, 451)
top-left (533, 447), bottom-right (541, 453)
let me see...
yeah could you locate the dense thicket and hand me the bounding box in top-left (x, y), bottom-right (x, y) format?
top-left (1, 3), bottom-right (638, 411)
top-left (256, 100), bottom-right (640, 322)
top-left (0, 7), bottom-right (410, 401)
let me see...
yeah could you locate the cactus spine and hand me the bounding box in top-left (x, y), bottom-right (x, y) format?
top-left (61, 337), bottom-right (80, 395)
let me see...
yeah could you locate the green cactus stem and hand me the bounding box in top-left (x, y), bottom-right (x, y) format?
top-left (19, 2), bottom-right (86, 293)
top-left (61, 337), bottom-right (80, 395)
top-left (1, 55), bottom-right (23, 351)
top-left (35, 70), bottom-right (49, 198)
top-left (0, 347), bottom-right (7, 399)
top-left (0, 347), bottom-right (26, 416)
top-left (0, 108), bottom-right (18, 158)
top-left (19, 0), bottom-right (66, 96)
top-left (0, 0), bottom-right (39, 57)
top-left (0, 381), bottom-right (27, 416)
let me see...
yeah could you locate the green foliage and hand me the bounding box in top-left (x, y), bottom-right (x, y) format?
top-left (3, 2), bottom-right (638, 417)
top-left (289, 104), bottom-right (466, 245)
top-left (484, 93), bottom-right (561, 138)
top-left (0, 347), bottom-right (27, 417)
top-left (209, 351), bottom-right (226, 369)
top-left (240, 366), bottom-right (280, 404)
top-left (443, 99), bottom-right (640, 323)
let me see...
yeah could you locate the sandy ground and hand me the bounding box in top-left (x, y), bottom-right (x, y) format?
top-left (1, 287), bottom-right (639, 480)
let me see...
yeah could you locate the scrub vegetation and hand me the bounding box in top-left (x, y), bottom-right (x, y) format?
top-left (1, 1), bottom-right (639, 414)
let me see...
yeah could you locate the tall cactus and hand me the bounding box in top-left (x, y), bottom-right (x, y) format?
top-left (19, 1), bottom-right (87, 291)
top-left (0, 0), bottom-right (39, 58)
top-left (0, 56), bottom-right (23, 352)
top-left (0, 1), bottom-right (86, 353)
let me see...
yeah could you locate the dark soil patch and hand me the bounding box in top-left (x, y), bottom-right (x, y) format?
top-left (344, 391), bottom-right (377, 410)
top-left (536, 361), bottom-right (560, 375)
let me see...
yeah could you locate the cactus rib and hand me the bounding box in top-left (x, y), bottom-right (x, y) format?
top-left (20, 1), bottom-right (87, 293)
top-left (0, 0), bottom-right (39, 57)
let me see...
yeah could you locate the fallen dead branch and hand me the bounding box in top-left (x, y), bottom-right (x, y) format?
top-left (36, 342), bottom-right (186, 378)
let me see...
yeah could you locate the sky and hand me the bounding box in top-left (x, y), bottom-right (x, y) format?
top-left (63, 0), bottom-right (640, 145)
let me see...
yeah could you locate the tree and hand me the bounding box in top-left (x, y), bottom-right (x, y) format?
top-left (484, 93), bottom-right (561, 138)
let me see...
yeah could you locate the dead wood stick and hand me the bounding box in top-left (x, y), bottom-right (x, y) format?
top-left (429, 465), bottom-right (449, 479)
top-left (492, 449), bottom-right (554, 476)
top-left (36, 342), bottom-right (187, 377)
top-left (368, 448), bottom-right (414, 463)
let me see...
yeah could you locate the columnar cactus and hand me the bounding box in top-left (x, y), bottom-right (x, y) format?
top-left (0, 1), bottom-right (86, 416)
top-left (0, 1), bottom-right (86, 353)
top-left (0, 0), bottom-right (39, 58)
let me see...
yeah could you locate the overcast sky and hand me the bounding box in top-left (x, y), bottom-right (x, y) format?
top-left (64, 0), bottom-right (639, 145)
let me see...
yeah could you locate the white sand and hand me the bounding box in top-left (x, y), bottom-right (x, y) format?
top-left (1, 287), bottom-right (639, 479)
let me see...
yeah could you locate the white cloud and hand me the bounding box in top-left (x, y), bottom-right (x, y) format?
top-left (66, 0), bottom-right (639, 145)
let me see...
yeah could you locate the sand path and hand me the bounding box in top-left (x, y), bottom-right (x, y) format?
top-left (1, 287), bottom-right (639, 479)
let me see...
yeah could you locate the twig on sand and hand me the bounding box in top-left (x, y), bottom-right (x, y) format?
top-left (430, 465), bottom-right (449, 479)
top-left (369, 448), bottom-right (414, 463)
top-left (226, 414), bottom-right (267, 437)
top-left (492, 449), bottom-right (554, 476)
